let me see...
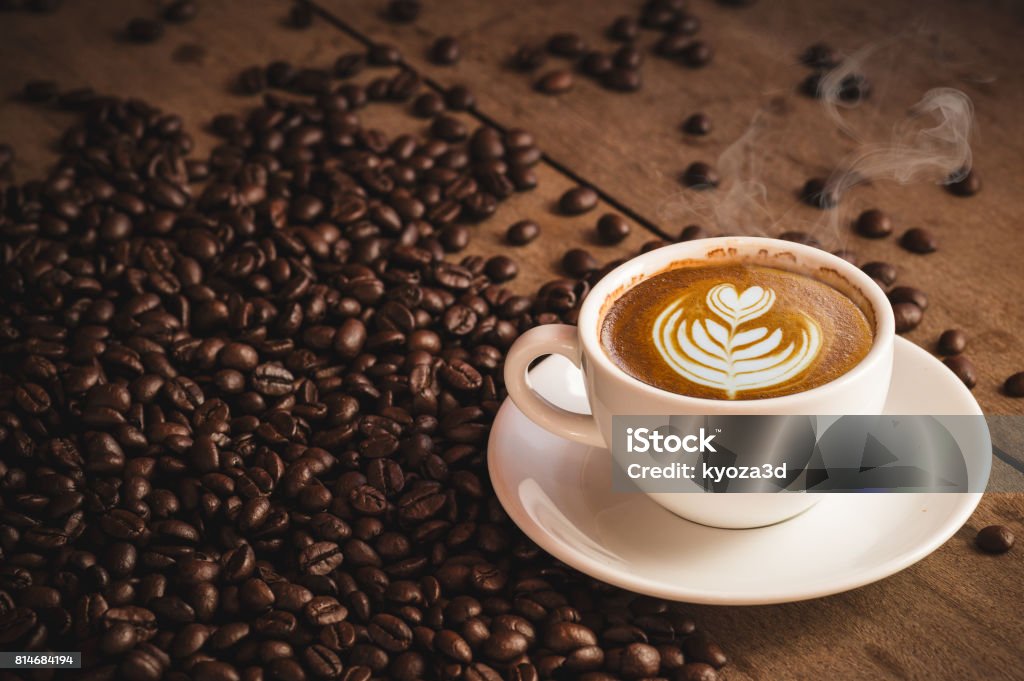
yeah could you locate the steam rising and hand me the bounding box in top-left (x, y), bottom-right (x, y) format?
top-left (823, 87), bottom-right (974, 204)
top-left (659, 40), bottom-right (977, 247)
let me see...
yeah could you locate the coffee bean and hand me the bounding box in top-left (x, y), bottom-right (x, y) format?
top-left (679, 225), bottom-right (710, 241)
top-left (597, 213), bottom-right (631, 244)
top-left (514, 45), bottom-right (547, 71)
top-left (947, 168), bottom-right (981, 197)
top-left (900, 227), bottom-right (937, 254)
top-left (164, 0), bottom-right (198, 23)
top-left (801, 177), bottom-right (838, 209)
top-left (937, 329), bottom-right (966, 355)
top-left (548, 32), bottom-right (587, 57)
top-left (445, 85), bottom-right (476, 111)
top-left (682, 41), bottom-right (714, 67)
top-left (683, 113), bottom-right (712, 136)
top-left (603, 68), bottom-right (642, 92)
top-left (801, 42), bottom-right (840, 69)
top-left (683, 632), bottom-right (728, 668)
top-left (1004, 372), bottom-right (1024, 397)
top-left (126, 18), bottom-right (163, 43)
top-left (412, 92), bottom-right (445, 118)
top-left (677, 662), bottom-right (720, 681)
top-left (485, 256), bottom-right (518, 282)
top-left (943, 355), bottom-right (976, 388)
top-left (892, 302), bottom-right (923, 334)
top-left (562, 249), bottom-right (598, 278)
top-left (536, 70), bottom-right (574, 95)
top-left (976, 525), bottom-right (1014, 553)
top-left (682, 162), bottom-right (720, 189)
top-left (581, 51), bottom-right (614, 78)
top-left (620, 642), bottom-right (661, 677)
top-left (890, 286), bottom-right (928, 310)
top-left (387, 0), bottom-right (420, 22)
top-left (559, 187), bottom-right (599, 215)
top-left (613, 45), bottom-right (644, 70)
top-left (507, 220), bottom-right (541, 245)
top-left (238, 66), bottom-right (267, 95)
top-left (862, 262), bottom-right (896, 286)
top-left (431, 36), bottom-right (461, 65)
top-left (369, 43), bottom-right (402, 66)
top-left (608, 15), bottom-right (639, 41)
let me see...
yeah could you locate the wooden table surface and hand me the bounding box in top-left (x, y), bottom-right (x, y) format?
top-left (1, 1), bottom-right (1022, 679)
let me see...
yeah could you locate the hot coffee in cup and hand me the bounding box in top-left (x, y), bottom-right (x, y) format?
top-left (601, 263), bottom-right (874, 400)
top-left (503, 237), bottom-right (896, 528)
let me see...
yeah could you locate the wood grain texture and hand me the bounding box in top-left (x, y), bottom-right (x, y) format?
top-left (321, 0), bottom-right (1024, 416)
top-left (0, 1), bottom-right (1021, 680)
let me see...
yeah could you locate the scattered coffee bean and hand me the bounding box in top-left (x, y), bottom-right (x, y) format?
top-left (412, 91), bottom-right (444, 118)
top-left (430, 36), bottom-right (461, 65)
top-left (682, 162), bottom-right (720, 189)
top-left (581, 51), bottom-right (614, 77)
top-left (163, 0), bottom-right (198, 23)
top-left (536, 69), bottom-right (574, 94)
top-left (683, 112), bottom-right (712, 136)
top-left (900, 227), bottom-right (937, 254)
top-left (387, 0), bottom-right (420, 22)
top-left (126, 17), bottom-right (164, 43)
top-left (801, 177), bottom-right (838, 209)
top-left (800, 42), bottom-right (840, 69)
top-left (597, 213), bottom-right (631, 244)
top-left (444, 84), bottom-right (476, 111)
top-left (237, 66), bottom-right (267, 95)
top-left (485, 255), bottom-right (519, 282)
top-left (937, 329), bottom-right (966, 356)
top-left (613, 44), bottom-right (644, 70)
top-left (507, 220), bottom-right (541, 245)
top-left (943, 355), bottom-right (976, 388)
top-left (1004, 372), bottom-right (1024, 398)
top-left (680, 225), bottom-right (710, 241)
top-left (679, 662), bottom-right (720, 681)
top-left (892, 302), bottom-right (923, 333)
top-left (862, 261), bottom-right (897, 287)
top-left (976, 525), bottom-right (1015, 553)
top-left (369, 43), bottom-right (402, 66)
top-left (608, 16), bottom-right (639, 41)
top-left (603, 67), bottom-right (643, 92)
top-left (947, 167), bottom-right (981, 197)
top-left (563, 248), bottom-right (599, 277)
top-left (855, 209), bottom-right (892, 238)
top-left (889, 286), bottom-right (928, 310)
top-left (682, 41), bottom-right (714, 67)
top-left (548, 32), bottom-right (587, 57)
top-left (514, 45), bottom-right (547, 71)
top-left (559, 186), bottom-right (599, 215)
top-left (832, 249), bottom-right (858, 265)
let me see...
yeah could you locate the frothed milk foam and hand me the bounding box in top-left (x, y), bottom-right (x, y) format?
top-left (601, 263), bottom-right (873, 400)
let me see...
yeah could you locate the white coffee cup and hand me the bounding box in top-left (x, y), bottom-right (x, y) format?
top-left (504, 237), bottom-right (896, 528)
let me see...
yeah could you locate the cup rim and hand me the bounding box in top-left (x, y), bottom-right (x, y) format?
top-left (578, 236), bottom-right (896, 407)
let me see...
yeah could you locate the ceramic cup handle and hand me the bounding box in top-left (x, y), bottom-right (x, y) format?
top-left (504, 324), bottom-right (604, 447)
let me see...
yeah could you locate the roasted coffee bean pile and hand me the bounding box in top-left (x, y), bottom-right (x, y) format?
top-left (515, 0), bottom-right (719, 97)
top-left (0, 56), bottom-right (729, 681)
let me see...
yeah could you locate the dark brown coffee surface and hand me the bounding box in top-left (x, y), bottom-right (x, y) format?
top-left (601, 264), bottom-right (873, 399)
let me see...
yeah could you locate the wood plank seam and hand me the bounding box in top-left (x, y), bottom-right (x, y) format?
top-left (301, 0), bottom-right (675, 242)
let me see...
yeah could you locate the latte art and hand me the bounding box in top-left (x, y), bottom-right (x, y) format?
top-left (652, 284), bottom-right (822, 398)
top-left (601, 263), bottom-right (873, 400)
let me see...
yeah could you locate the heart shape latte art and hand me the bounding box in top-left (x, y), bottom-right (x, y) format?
top-left (652, 283), bottom-right (822, 398)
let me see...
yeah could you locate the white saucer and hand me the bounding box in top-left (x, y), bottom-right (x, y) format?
top-left (488, 337), bottom-right (990, 605)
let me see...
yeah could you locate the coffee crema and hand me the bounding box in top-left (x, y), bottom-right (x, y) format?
top-left (601, 264), bottom-right (873, 399)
